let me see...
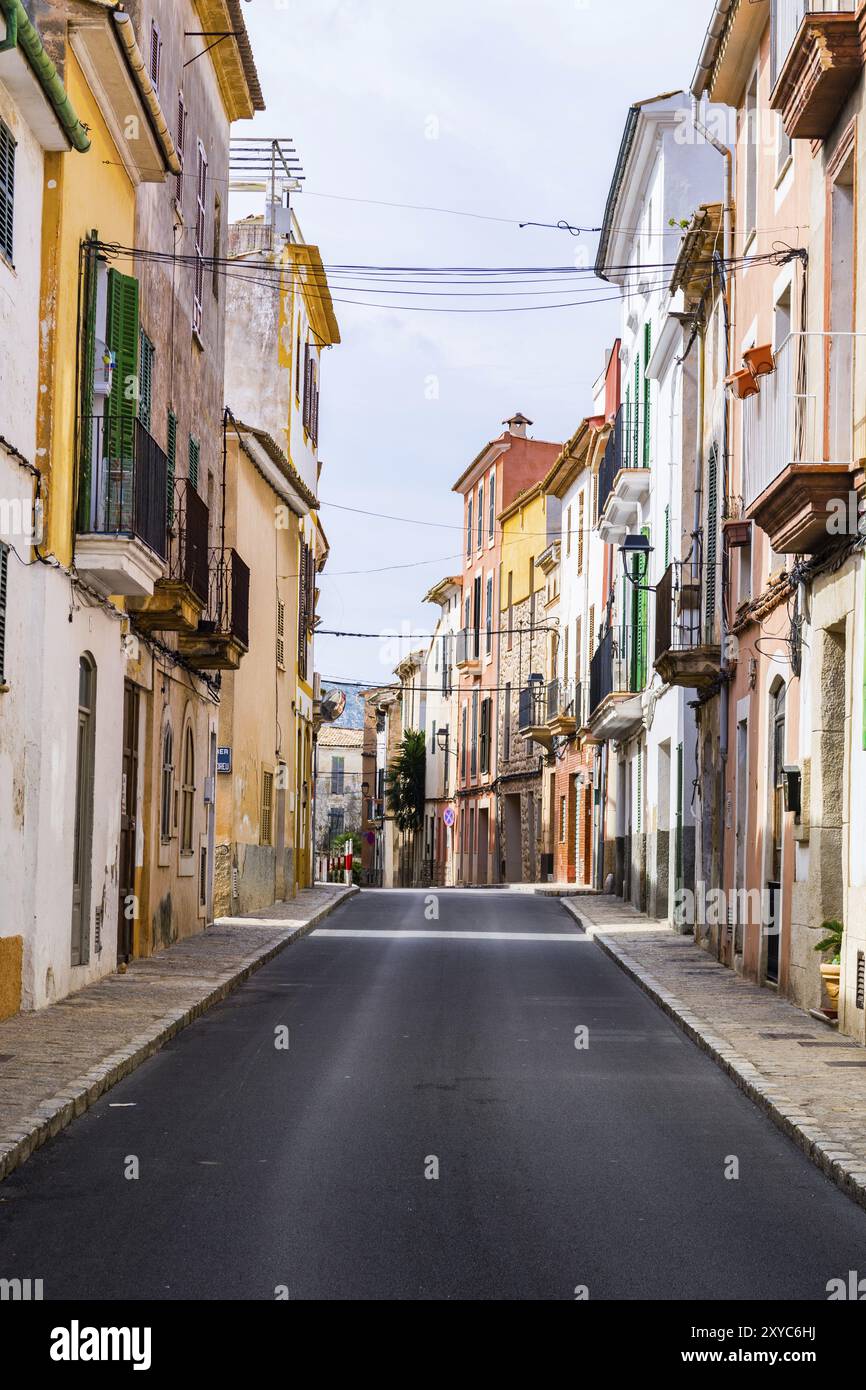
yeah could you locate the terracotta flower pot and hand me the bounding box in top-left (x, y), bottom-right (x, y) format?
top-left (743, 343), bottom-right (776, 379)
top-left (725, 368), bottom-right (760, 400)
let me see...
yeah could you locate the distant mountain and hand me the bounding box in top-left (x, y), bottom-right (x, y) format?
top-left (330, 686), bottom-right (365, 730)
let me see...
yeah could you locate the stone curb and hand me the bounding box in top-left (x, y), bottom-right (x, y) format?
top-left (0, 886), bottom-right (358, 1185)
top-left (561, 897), bottom-right (866, 1216)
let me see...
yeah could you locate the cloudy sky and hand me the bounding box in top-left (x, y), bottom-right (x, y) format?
top-left (233, 0), bottom-right (711, 690)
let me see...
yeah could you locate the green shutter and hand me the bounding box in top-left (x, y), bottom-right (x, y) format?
top-left (105, 269), bottom-right (139, 530)
top-left (642, 322), bottom-right (652, 466)
top-left (632, 525), bottom-right (649, 691)
top-left (166, 410), bottom-right (177, 524)
top-left (0, 542), bottom-right (7, 685)
top-left (139, 331), bottom-right (154, 433)
top-left (188, 435), bottom-right (200, 491)
top-left (664, 504), bottom-right (670, 568)
top-left (78, 241), bottom-right (100, 532)
top-left (624, 385), bottom-right (631, 468)
top-left (633, 354), bottom-right (640, 465)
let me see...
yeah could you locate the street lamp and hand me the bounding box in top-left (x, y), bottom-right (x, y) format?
top-left (436, 725), bottom-right (449, 753)
top-left (619, 533), bottom-right (656, 592)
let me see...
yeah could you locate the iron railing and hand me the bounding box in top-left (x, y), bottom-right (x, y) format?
top-left (589, 623), bottom-right (639, 715)
top-left (200, 547), bottom-right (250, 648)
top-left (654, 553), bottom-right (716, 663)
top-left (742, 332), bottom-right (862, 510)
top-left (546, 677), bottom-right (576, 722)
top-left (518, 683), bottom-right (545, 731)
top-left (168, 479), bottom-right (209, 603)
top-left (596, 403), bottom-right (649, 521)
top-left (79, 415), bottom-right (167, 559)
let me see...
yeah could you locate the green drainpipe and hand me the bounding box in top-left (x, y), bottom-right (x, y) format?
top-left (0, 0), bottom-right (90, 152)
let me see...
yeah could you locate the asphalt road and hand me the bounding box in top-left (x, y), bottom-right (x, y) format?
top-left (2, 888), bottom-right (866, 1301)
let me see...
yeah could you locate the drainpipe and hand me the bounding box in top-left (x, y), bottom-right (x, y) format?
top-left (0, 0), bottom-right (91, 152)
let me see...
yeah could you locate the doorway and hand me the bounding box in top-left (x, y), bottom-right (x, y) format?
top-left (118, 680), bottom-right (140, 964)
top-left (477, 807), bottom-right (489, 884)
top-left (71, 655), bottom-right (97, 967)
top-left (504, 793), bottom-right (522, 883)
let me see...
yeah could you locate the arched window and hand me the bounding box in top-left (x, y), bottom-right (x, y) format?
top-left (181, 724), bottom-right (195, 854)
top-left (160, 724), bottom-right (174, 841)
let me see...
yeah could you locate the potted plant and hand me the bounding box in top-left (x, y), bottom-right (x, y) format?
top-left (814, 919), bottom-right (844, 1015)
top-left (725, 368), bottom-right (760, 400)
top-left (743, 343), bottom-right (776, 379)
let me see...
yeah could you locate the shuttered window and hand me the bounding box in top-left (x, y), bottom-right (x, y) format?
top-left (632, 355), bottom-right (640, 465)
top-left (0, 119), bottom-right (15, 262)
top-left (0, 542), bottom-right (8, 685)
top-left (298, 539), bottom-right (312, 681)
top-left (276, 596), bottom-right (286, 669)
top-left (193, 142), bottom-right (207, 335)
top-left (139, 330), bottom-right (154, 432)
top-left (705, 445), bottom-right (719, 633)
top-left (633, 525), bottom-right (650, 691)
top-left (166, 410), bottom-right (177, 522)
top-left (175, 93), bottom-right (186, 202)
top-left (188, 435), bottom-right (200, 492)
top-left (260, 771), bottom-right (274, 846)
top-left (302, 343), bottom-right (312, 433)
top-left (642, 322), bottom-right (652, 466)
top-left (106, 269), bottom-right (140, 428)
top-left (577, 492), bottom-right (585, 574)
top-left (149, 22), bottom-right (162, 92)
top-left (488, 469), bottom-right (495, 539)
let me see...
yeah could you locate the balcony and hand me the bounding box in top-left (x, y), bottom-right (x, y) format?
top-left (128, 481), bottom-right (209, 633)
top-left (546, 677), bottom-right (579, 738)
top-left (586, 625), bottom-right (644, 742)
top-left (770, 2), bottom-right (861, 140)
top-left (596, 404), bottom-right (651, 546)
top-left (654, 555), bottom-right (722, 690)
top-left (455, 627), bottom-right (481, 673)
top-left (75, 416), bottom-right (167, 596)
top-left (742, 332), bottom-right (864, 553)
top-left (178, 548), bottom-right (250, 670)
top-left (518, 681), bottom-right (551, 749)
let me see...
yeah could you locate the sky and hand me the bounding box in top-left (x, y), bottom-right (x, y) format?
top-left (232, 0), bottom-right (712, 691)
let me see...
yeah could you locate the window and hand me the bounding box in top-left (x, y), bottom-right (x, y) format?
top-left (181, 725), bottom-right (195, 854)
top-left (744, 73), bottom-right (758, 244)
top-left (0, 119), bottom-right (15, 262)
top-left (776, 114), bottom-right (792, 181)
top-left (566, 506), bottom-right (572, 556)
top-left (471, 691), bottom-right (478, 779)
top-left (485, 574), bottom-right (493, 655)
top-left (276, 597), bottom-right (286, 669)
top-left (488, 469), bottom-right (495, 539)
top-left (466, 498), bottom-right (473, 558)
top-left (480, 697), bottom-right (491, 775)
top-left (575, 616), bottom-right (582, 683)
top-left (504, 683), bottom-right (511, 761)
top-left (298, 539), bottom-right (313, 681)
top-left (188, 435), bottom-right (200, 492)
top-left (212, 194), bottom-right (222, 298)
top-left (166, 410), bottom-right (177, 522)
top-left (507, 570), bottom-right (513, 649)
top-left (0, 542), bottom-right (7, 685)
top-left (642, 322), bottom-right (652, 465)
top-left (577, 493), bottom-right (585, 574)
top-left (477, 482), bottom-right (484, 550)
top-left (588, 605), bottom-right (596, 659)
top-left (149, 21), bottom-right (162, 92)
top-left (529, 556), bottom-right (536, 637)
top-left (560, 796), bottom-right (567, 843)
top-left (328, 807), bottom-right (345, 840)
top-left (160, 724), bottom-right (174, 841)
top-left (331, 756), bottom-right (345, 794)
top-left (261, 770), bottom-right (274, 846)
top-left (138, 330), bottom-right (154, 432)
top-left (175, 93), bottom-right (186, 202)
top-left (460, 704), bottom-right (467, 781)
top-left (193, 142), bottom-right (207, 335)
top-left (199, 846), bottom-right (208, 908)
top-left (295, 319), bottom-right (302, 399)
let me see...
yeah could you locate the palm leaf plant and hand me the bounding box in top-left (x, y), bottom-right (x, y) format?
top-left (384, 730), bottom-right (427, 834)
top-left (813, 919), bottom-right (843, 966)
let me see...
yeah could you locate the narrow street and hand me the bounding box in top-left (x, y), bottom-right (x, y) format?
top-left (2, 891), bottom-right (865, 1302)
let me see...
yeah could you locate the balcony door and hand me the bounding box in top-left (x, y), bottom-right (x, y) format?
top-left (827, 144), bottom-right (855, 463)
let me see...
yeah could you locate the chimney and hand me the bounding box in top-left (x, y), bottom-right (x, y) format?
top-left (503, 412), bottom-right (532, 438)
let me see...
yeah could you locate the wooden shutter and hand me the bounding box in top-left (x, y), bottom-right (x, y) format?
top-left (0, 543), bottom-right (8, 685)
top-left (175, 93), bottom-right (186, 201)
top-left (303, 344), bottom-right (312, 433)
top-left (166, 410), bottom-right (177, 523)
top-left (276, 596), bottom-right (286, 669)
top-left (311, 361), bottom-right (320, 446)
top-left (577, 493), bottom-right (585, 574)
top-left (0, 119), bottom-right (15, 261)
top-left (705, 446), bottom-right (718, 635)
top-left (149, 22), bottom-right (162, 90)
top-left (633, 525), bottom-right (650, 690)
top-left (188, 436), bottom-right (200, 491)
top-left (643, 322), bottom-right (652, 466)
top-left (194, 143), bottom-right (207, 334)
top-left (106, 268), bottom-right (140, 425)
top-left (139, 331), bottom-right (154, 432)
top-left (298, 540), bottom-right (308, 677)
top-left (632, 354), bottom-right (640, 465)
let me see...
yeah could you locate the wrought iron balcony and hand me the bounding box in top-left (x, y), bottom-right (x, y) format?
top-left (546, 677), bottom-right (579, 736)
top-left (596, 404), bottom-right (651, 544)
top-left (178, 547), bottom-right (250, 670)
top-left (654, 554), bottom-right (722, 690)
top-left (587, 624), bottom-right (644, 740)
top-left (742, 332), bottom-right (864, 553)
top-left (75, 415), bottom-right (168, 596)
top-left (129, 479), bottom-right (210, 633)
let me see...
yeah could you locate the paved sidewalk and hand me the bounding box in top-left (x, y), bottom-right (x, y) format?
top-left (0, 883), bottom-right (356, 1183)
top-left (563, 894), bottom-right (866, 1212)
